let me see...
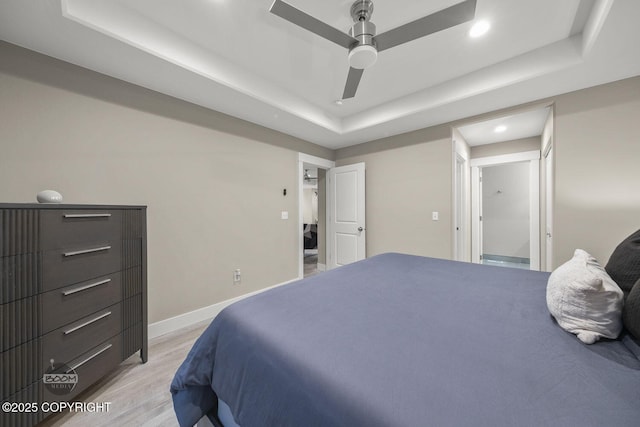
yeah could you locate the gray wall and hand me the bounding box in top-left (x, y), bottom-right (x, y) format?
top-left (336, 126), bottom-right (454, 259)
top-left (0, 42), bottom-right (332, 324)
top-left (553, 76), bottom-right (640, 267)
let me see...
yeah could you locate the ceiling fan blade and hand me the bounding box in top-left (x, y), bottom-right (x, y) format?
top-left (374, 0), bottom-right (477, 52)
top-left (270, 0), bottom-right (357, 49)
top-left (342, 67), bottom-right (364, 99)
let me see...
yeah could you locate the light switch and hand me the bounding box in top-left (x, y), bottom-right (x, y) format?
top-left (432, 211), bottom-right (439, 221)
top-left (281, 211), bottom-right (289, 220)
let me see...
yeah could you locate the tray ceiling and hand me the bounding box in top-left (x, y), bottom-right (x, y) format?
top-left (0, 0), bottom-right (638, 148)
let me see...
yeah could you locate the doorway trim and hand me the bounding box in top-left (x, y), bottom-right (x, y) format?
top-left (298, 153), bottom-right (335, 279)
top-left (470, 150), bottom-right (540, 270)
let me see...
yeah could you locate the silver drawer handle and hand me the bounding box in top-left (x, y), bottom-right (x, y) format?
top-left (66, 344), bottom-right (113, 373)
top-left (63, 311), bottom-right (112, 335)
top-left (63, 245), bottom-right (111, 257)
top-left (62, 278), bottom-right (111, 296)
top-left (63, 213), bottom-right (112, 218)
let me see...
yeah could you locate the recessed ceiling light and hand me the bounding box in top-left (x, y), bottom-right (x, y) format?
top-left (469, 21), bottom-right (490, 38)
top-left (494, 125), bottom-right (507, 133)
top-left (335, 100), bottom-right (343, 106)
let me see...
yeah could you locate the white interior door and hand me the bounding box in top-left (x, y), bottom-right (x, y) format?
top-left (454, 154), bottom-right (465, 261)
top-left (327, 163), bottom-right (366, 269)
top-left (545, 146), bottom-right (554, 271)
top-left (478, 168), bottom-right (484, 262)
top-left (471, 166), bottom-right (482, 263)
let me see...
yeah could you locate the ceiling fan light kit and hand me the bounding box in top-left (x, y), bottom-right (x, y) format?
top-left (269, 0), bottom-right (477, 99)
top-left (349, 45), bottom-right (377, 69)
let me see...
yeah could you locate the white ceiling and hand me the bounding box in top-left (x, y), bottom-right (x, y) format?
top-left (457, 107), bottom-right (551, 146)
top-left (0, 0), bottom-right (638, 149)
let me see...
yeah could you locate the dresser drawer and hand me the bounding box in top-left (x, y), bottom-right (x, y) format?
top-left (41, 272), bottom-right (121, 333)
top-left (42, 242), bottom-right (121, 291)
top-left (42, 304), bottom-right (121, 372)
top-left (42, 335), bottom-right (122, 403)
top-left (40, 210), bottom-right (122, 251)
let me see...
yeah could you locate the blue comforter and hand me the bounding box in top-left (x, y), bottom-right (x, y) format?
top-left (171, 253), bottom-right (640, 426)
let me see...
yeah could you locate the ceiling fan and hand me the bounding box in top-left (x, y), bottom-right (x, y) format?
top-left (269, 0), bottom-right (477, 100)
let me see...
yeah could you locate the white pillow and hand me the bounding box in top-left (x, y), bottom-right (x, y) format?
top-left (546, 249), bottom-right (624, 344)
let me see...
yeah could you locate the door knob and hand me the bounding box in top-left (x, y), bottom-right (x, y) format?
top-left (358, 227), bottom-right (364, 232)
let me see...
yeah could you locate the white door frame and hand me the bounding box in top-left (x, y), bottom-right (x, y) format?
top-left (298, 153), bottom-right (335, 279)
top-left (470, 150), bottom-right (541, 270)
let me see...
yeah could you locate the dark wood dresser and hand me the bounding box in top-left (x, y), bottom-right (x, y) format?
top-left (0, 204), bottom-right (147, 426)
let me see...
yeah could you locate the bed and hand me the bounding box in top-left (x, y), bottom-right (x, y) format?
top-left (170, 252), bottom-right (640, 427)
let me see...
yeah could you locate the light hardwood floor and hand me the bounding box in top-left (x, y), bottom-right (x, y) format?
top-left (39, 320), bottom-right (211, 427)
top-left (304, 253), bottom-right (319, 278)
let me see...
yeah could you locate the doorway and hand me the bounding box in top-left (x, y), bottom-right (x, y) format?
top-left (454, 105), bottom-right (552, 270)
top-left (302, 167), bottom-right (320, 277)
top-left (470, 150), bottom-right (540, 270)
top-left (298, 154), bottom-right (335, 278)
top-left (480, 162), bottom-right (531, 269)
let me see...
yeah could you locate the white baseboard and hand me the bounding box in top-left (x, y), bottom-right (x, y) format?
top-left (148, 277), bottom-right (299, 339)
top-left (317, 263), bottom-right (327, 272)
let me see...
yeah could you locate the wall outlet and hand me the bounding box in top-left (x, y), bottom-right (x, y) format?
top-left (233, 269), bottom-right (241, 284)
top-left (432, 211), bottom-right (439, 221)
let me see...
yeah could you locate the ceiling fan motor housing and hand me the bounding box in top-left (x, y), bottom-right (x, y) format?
top-left (348, 0), bottom-right (377, 69)
top-left (350, 0), bottom-right (374, 22)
